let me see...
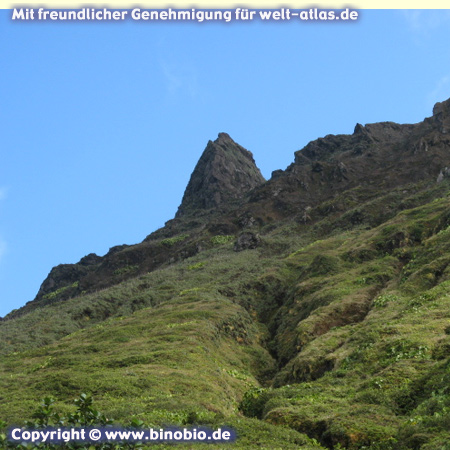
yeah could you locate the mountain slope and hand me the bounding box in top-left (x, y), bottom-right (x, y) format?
top-left (3, 99), bottom-right (450, 449)
top-left (6, 98), bottom-right (450, 320)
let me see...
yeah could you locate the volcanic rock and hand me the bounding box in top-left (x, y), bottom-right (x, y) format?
top-left (176, 133), bottom-right (265, 217)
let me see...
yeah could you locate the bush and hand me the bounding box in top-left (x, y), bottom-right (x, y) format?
top-left (113, 265), bottom-right (138, 276)
top-left (43, 282), bottom-right (79, 301)
top-left (373, 294), bottom-right (398, 308)
top-left (210, 235), bottom-right (234, 245)
top-left (239, 387), bottom-right (270, 419)
top-left (0, 394), bottom-right (138, 449)
top-left (160, 235), bottom-right (188, 247)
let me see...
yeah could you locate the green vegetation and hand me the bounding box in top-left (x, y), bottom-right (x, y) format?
top-left (114, 265), bottom-right (139, 276)
top-left (0, 394), bottom-right (324, 449)
top-left (160, 234), bottom-right (189, 247)
top-left (4, 181), bottom-right (450, 448)
top-left (43, 282), bottom-right (79, 301)
top-left (373, 294), bottom-right (398, 308)
top-left (210, 235), bottom-right (235, 245)
top-left (0, 394), bottom-right (117, 449)
top-left (187, 262), bottom-right (206, 270)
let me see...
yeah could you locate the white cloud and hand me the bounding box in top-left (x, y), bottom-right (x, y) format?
top-left (0, 187), bottom-right (7, 201)
top-left (161, 62), bottom-right (183, 95)
top-left (160, 61), bottom-right (201, 100)
top-left (400, 10), bottom-right (450, 33)
top-left (427, 75), bottom-right (450, 110)
top-left (398, 11), bottom-right (450, 110)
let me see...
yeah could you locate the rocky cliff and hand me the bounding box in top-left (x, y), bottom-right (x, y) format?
top-left (176, 132), bottom-right (265, 217)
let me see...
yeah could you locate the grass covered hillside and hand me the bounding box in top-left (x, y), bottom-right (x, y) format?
top-left (4, 102), bottom-right (450, 449)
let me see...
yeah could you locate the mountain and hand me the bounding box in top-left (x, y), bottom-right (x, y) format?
top-left (176, 132), bottom-right (265, 217)
top-left (3, 99), bottom-right (450, 450)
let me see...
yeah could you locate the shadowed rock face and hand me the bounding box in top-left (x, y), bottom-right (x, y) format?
top-left (433, 97), bottom-right (450, 134)
top-left (175, 133), bottom-right (265, 217)
top-left (246, 98), bottom-right (450, 218)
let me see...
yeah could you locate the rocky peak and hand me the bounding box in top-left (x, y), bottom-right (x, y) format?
top-left (176, 133), bottom-right (265, 217)
top-left (432, 98), bottom-right (450, 117)
top-left (432, 98), bottom-right (450, 133)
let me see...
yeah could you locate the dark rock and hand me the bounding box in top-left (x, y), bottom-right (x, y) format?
top-left (35, 264), bottom-right (86, 301)
top-left (108, 244), bottom-right (129, 255)
top-left (238, 214), bottom-right (258, 229)
top-left (243, 99), bottom-right (450, 223)
top-left (234, 232), bottom-right (261, 252)
top-left (176, 133), bottom-right (265, 217)
top-left (433, 98), bottom-right (450, 117)
top-left (353, 123), bottom-right (365, 134)
top-left (437, 167), bottom-right (450, 183)
top-left (271, 169), bottom-right (284, 179)
top-left (433, 98), bottom-right (450, 133)
top-left (312, 162), bottom-right (323, 172)
top-left (78, 253), bottom-right (102, 266)
top-left (207, 221), bottom-right (237, 235)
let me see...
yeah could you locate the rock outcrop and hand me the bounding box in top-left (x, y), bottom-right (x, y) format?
top-left (176, 133), bottom-right (265, 217)
top-left (246, 99), bottom-right (450, 219)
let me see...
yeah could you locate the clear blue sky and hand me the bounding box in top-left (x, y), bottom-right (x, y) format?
top-left (1, 9), bottom-right (450, 317)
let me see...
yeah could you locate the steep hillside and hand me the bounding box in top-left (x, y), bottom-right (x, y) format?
top-left (3, 99), bottom-right (450, 449)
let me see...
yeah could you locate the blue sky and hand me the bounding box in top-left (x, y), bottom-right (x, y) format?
top-left (1, 9), bottom-right (450, 317)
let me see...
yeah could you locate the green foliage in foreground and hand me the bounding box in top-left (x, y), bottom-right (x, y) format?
top-left (0, 394), bottom-right (324, 450)
top-left (0, 394), bottom-right (123, 449)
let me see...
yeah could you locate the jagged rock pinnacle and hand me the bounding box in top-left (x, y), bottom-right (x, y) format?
top-left (433, 98), bottom-right (450, 133)
top-left (176, 133), bottom-right (265, 217)
top-left (432, 98), bottom-right (450, 117)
